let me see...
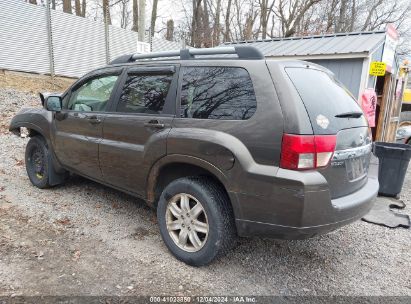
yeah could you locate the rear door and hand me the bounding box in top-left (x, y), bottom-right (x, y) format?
top-left (53, 69), bottom-right (122, 180)
top-left (99, 65), bottom-right (178, 196)
top-left (284, 66), bottom-right (372, 198)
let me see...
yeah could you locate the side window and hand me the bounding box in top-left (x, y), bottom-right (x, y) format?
top-left (180, 67), bottom-right (257, 120)
top-left (117, 74), bottom-right (173, 114)
top-left (67, 75), bottom-right (118, 112)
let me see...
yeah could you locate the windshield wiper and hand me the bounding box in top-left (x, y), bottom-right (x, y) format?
top-left (335, 111), bottom-right (363, 118)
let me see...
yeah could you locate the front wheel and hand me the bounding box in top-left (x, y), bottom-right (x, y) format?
top-left (25, 136), bottom-right (53, 188)
top-left (157, 177), bottom-right (236, 266)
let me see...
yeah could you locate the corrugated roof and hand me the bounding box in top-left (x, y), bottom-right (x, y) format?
top-left (223, 31), bottom-right (386, 57)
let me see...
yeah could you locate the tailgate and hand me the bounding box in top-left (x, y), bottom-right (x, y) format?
top-left (285, 66), bottom-right (371, 198)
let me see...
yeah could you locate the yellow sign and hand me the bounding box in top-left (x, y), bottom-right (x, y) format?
top-left (369, 62), bottom-right (386, 76)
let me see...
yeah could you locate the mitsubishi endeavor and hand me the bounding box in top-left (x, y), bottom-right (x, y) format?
top-left (9, 46), bottom-right (378, 266)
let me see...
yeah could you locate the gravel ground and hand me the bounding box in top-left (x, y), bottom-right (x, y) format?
top-left (0, 87), bottom-right (410, 296)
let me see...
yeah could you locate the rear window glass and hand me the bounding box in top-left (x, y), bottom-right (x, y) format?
top-left (285, 67), bottom-right (366, 133)
top-left (180, 67), bottom-right (256, 120)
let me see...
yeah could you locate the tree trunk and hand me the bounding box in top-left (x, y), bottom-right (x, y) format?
top-left (202, 0), bottom-right (211, 47)
top-left (51, 0), bottom-right (56, 9)
top-left (121, 0), bottom-right (127, 28)
top-left (75, 0), bottom-right (81, 16)
top-left (63, 0), bottom-right (72, 14)
top-left (224, 0), bottom-right (232, 42)
top-left (150, 0), bottom-right (158, 37)
top-left (349, 0), bottom-right (356, 32)
top-left (261, 0), bottom-right (268, 39)
top-left (132, 0), bottom-right (138, 32)
top-left (166, 19), bottom-right (174, 41)
top-left (81, 0), bottom-right (86, 17)
top-left (336, 0), bottom-right (347, 32)
top-left (28, 0), bottom-right (37, 4)
top-left (103, 0), bottom-right (111, 25)
top-left (212, 0), bottom-right (221, 46)
top-left (191, 0), bottom-right (202, 47)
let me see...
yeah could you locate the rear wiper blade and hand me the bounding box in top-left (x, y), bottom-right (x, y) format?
top-left (335, 111), bottom-right (363, 118)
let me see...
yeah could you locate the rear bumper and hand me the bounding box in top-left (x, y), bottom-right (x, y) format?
top-left (231, 161), bottom-right (379, 239)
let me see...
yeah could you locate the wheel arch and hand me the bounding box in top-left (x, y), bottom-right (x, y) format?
top-left (146, 155), bottom-right (240, 219)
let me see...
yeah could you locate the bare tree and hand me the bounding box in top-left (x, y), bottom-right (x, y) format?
top-left (132, 0), bottom-right (138, 31)
top-left (166, 19), bottom-right (174, 40)
top-left (202, 0), bottom-right (212, 46)
top-left (103, 0), bottom-right (111, 25)
top-left (81, 0), bottom-right (86, 17)
top-left (258, 0), bottom-right (276, 39)
top-left (63, 0), bottom-right (72, 14)
top-left (120, 0), bottom-right (130, 28)
top-left (28, 0), bottom-right (38, 4)
top-left (212, 0), bottom-right (221, 46)
top-left (150, 0), bottom-right (159, 36)
top-left (75, 0), bottom-right (82, 16)
top-left (224, 0), bottom-right (232, 42)
top-left (275, 0), bottom-right (321, 37)
top-left (191, 0), bottom-right (203, 46)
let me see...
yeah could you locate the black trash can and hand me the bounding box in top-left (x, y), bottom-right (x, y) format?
top-left (373, 142), bottom-right (411, 197)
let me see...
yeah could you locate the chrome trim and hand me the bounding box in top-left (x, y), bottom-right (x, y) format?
top-left (332, 144), bottom-right (372, 161)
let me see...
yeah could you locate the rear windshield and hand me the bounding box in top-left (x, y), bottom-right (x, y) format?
top-left (285, 67), bottom-right (366, 134)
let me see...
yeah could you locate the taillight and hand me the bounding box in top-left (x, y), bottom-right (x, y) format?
top-left (280, 134), bottom-right (336, 170)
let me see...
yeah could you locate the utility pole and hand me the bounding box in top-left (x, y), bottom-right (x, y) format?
top-left (138, 0), bottom-right (146, 42)
top-left (104, 1), bottom-right (110, 64)
top-left (45, 0), bottom-right (55, 81)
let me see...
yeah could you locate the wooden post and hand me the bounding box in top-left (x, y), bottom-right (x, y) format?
top-left (375, 75), bottom-right (392, 141)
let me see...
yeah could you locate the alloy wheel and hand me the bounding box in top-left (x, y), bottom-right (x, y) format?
top-left (165, 193), bottom-right (209, 252)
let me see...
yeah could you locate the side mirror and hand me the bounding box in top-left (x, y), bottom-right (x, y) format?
top-left (46, 96), bottom-right (62, 112)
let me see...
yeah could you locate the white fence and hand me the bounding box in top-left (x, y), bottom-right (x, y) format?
top-left (0, 1), bottom-right (181, 78)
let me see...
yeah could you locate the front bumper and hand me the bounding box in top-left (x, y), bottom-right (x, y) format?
top-left (231, 160), bottom-right (379, 239)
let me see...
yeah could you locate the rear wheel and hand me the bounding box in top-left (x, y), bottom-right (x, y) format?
top-left (157, 177), bottom-right (236, 266)
top-left (25, 136), bottom-right (53, 188)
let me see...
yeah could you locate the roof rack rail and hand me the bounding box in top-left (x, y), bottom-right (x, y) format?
top-left (109, 46), bottom-right (264, 65)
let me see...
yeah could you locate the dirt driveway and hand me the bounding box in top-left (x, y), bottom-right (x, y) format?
top-left (0, 85), bottom-right (410, 297)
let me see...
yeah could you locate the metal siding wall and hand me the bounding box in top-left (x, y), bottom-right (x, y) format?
top-left (51, 9), bottom-right (107, 78)
top-left (0, 1), bottom-right (180, 78)
top-left (109, 26), bottom-right (139, 60)
top-left (0, 1), bottom-right (50, 74)
top-left (309, 58), bottom-right (364, 97)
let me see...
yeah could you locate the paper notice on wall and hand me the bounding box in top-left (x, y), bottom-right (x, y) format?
top-left (361, 89), bottom-right (377, 127)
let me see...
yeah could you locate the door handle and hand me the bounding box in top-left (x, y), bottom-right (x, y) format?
top-left (144, 119), bottom-right (165, 129)
top-left (87, 115), bottom-right (101, 125)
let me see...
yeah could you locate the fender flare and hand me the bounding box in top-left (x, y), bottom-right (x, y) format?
top-left (9, 121), bottom-right (65, 176)
top-left (145, 154), bottom-right (239, 208)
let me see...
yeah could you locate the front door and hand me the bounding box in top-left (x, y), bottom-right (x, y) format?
top-left (99, 65), bottom-right (178, 196)
top-left (53, 71), bottom-right (121, 180)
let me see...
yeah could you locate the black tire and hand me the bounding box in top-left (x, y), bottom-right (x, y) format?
top-left (25, 136), bottom-right (53, 188)
top-left (157, 176), bottom-right (237, 266)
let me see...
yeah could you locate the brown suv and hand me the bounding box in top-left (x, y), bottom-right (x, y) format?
top-left (10, 46), bottom-right (378, 266)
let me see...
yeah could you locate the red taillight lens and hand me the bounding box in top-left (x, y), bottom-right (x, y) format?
top-left (280, 134), bottom-right (337, 170)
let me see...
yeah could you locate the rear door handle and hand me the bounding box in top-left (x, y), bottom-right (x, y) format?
top-left (144, 119), bottom-right (165, 129)
top-left (87, 115), bottom-right (101, 125)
